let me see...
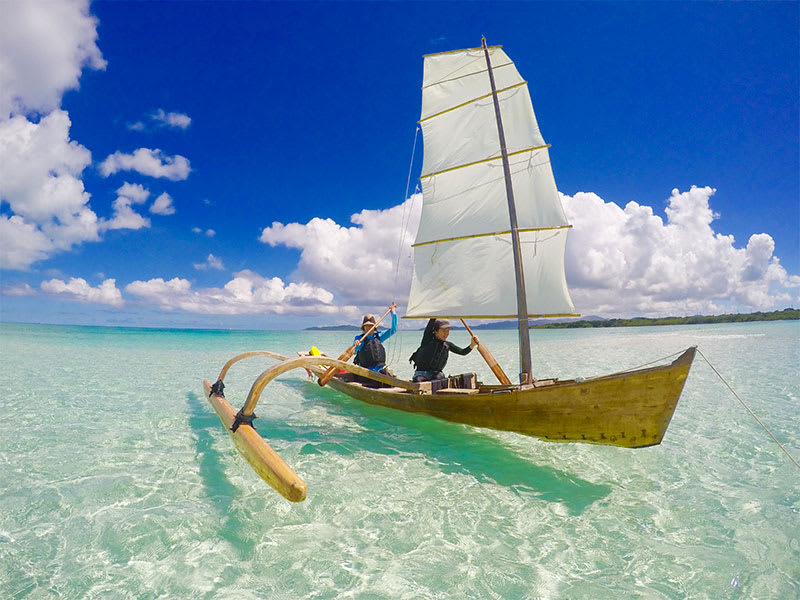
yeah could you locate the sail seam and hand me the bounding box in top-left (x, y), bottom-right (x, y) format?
top-left (421, 62), bottom-right (515, 90)
top-left (418, 81), bottom-right (528, 124)
top-left (412, 225), bottom-right (572, 248)
top-left (419, 144), bottom-right (551, 180)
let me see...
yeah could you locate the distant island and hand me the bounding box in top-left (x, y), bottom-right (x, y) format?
top-left (305, 308), bottom-right (798, 331)
top-left (532, 308), bottom-right (798, 329)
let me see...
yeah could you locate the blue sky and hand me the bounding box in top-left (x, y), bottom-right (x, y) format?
top-left (1, 0), bottom-right (798, 329)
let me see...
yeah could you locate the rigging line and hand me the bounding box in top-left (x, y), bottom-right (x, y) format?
top-left (696, 348), bottom-right (800, 470)
top-left (389, 126), bottom-right (420, 368)
top-left (579, 349), bottom-right (688, 381)
top-left (394, 126), bottom-right (420, 285)
top-left (387, 299), bottom-right (410, 368)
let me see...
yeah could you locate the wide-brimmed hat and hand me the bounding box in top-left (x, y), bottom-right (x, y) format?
top-left (361, 314), bottom-right (377, 328)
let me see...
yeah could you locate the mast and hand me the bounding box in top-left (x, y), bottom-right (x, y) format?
top-left (481, 37), bottom-right (533, 384)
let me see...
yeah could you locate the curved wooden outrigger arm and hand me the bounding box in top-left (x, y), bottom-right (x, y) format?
top-left (241, 356), bottom-right (416, 416)
top-left (215, 350), bottom-right (289, 384)
top-left (204, 353), bottom-right (416, 503)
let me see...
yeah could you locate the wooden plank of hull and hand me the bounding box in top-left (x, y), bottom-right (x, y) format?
top-left (321, 347), bottom-right (696, 448)
top-left (202, 379), bottom-right (306, 502)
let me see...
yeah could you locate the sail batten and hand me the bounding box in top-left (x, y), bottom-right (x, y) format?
top-left (420, 144), bottom-right (550, 180)
top-left (411, 225), bottom-right (572, 248)
top-left (419, 81), bottom-right (527, 124)
top-left (408, 45), bottom-right (576, 321)
top-left (415, 146), bottom-right (567, 245)
top-left (423, 45), bottom-right (502, 58)
top-left (421, 61), bottom-right (514, 90)
top-left (420, 84), bottom-right (545, 177)
top-left (421, 47), bottom-right (525, 121)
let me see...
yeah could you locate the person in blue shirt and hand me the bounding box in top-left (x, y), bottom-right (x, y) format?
top-left (353, 304), bottom-right (397, 383)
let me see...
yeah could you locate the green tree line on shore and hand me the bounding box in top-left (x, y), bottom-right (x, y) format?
top-left (533, 308), bottom-right (799, 329)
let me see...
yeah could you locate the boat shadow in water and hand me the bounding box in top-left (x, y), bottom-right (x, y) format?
top-left (274, 379), bottom-right (612, 515)
top-left (185, 391), bottom-right (256, 557)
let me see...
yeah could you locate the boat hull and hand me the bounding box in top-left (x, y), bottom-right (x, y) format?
top-left (321, 347), bottom-right (696, 448)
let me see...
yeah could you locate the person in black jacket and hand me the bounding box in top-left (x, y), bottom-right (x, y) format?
top-left (409, 318), bottom-right (478, 382)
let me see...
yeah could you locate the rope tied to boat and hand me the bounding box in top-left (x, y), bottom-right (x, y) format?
top-left (697, 348), bottom-right (799, 470)
top-left (578, 348), bottom-right (689, 382)
top-left (231, 408), bottom-right (258, 433)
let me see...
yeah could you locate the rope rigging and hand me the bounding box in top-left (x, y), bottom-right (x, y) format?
top-left (579, 347), bottom-right (798, 469)
top-left (695, 348), bottom-right (799, 470)
top-left (387, 125), bottom-right (421, 369)
top-left (580, 348), bottom-right (688, 381)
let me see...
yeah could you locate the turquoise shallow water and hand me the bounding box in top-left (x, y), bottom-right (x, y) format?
top-left (0, 321), bottom-right (797, 599)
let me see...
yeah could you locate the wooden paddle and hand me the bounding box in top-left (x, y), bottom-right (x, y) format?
top-left (460, 319), bottom-right (512, 385)
top-left (318, 304), bottom-right (396, 387)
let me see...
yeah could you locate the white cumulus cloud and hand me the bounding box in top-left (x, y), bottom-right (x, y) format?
top-left (125, 271), bottom-right (357, 316)
top-left (40, 277), bottom-right (123, 307)
top-left (0, 1), bottom-right (124, 271)
top-left (0, 0), bottom-right (106, 119)
top-left (0, 282), bottom-right (35, 297)
top-left (0, 111), bottom-right (102, 269)
top-left (258, 188), bottom-right (798, 317)
top-left (0, 1), bottom-right (193, 272)
top-left (0, 112), bottom-right (93, 222)
top-left (560, 186), bottom-right (800, 315)
top-left (100, 183), bottom-right (151, 231)
top-left (260, 195), bottom-right (421, 306)
top-left (0, 215), bottom-right (55, 270)
top-left (193, 253), bottom-right (224, 271)
top-left (127, 109), bottom-right (191, 132)
top-left (99, 148), bottom-right (191, 181)
top-left (150, 192), bottom-right (176, 215)
top-left (116, 182), bottom-right (150, 204)
top-left (151, 109), bottom-right (191, 130)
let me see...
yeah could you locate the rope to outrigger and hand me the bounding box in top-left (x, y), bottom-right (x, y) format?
top-left (696, 348), bottom-right (799, 470)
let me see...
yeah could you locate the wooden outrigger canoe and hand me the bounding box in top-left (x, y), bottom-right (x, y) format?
top-left (202, 346), bottom-right (696, 501)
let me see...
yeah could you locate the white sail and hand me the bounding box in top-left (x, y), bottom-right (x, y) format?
top-left (407, 46), bottom-right (576, 318)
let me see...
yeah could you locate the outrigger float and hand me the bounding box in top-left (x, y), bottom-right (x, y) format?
top-left (201, 40), bottom-right (698, 502)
